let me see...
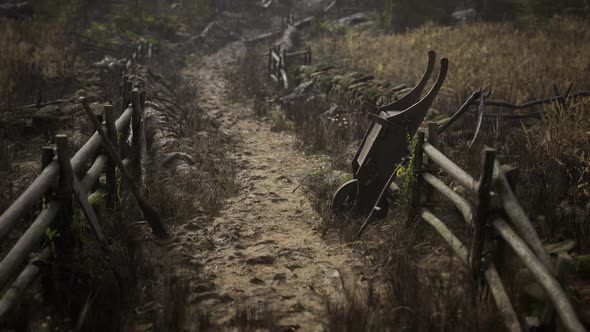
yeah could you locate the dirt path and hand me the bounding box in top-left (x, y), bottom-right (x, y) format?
top-left (175, 41), bottom-right (369, 330)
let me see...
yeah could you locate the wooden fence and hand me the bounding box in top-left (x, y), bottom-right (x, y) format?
top-left (0, 75), bottom-right (166, 320)
top-left (407, 122), bottom-right (586, 332)
top-left (267, 45), bottom-right (312, 90)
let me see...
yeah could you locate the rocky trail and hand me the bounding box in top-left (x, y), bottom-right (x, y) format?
top-left (154, 40), bottom-right (370, 331)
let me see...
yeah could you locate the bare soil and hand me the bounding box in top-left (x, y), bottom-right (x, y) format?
top-left (163, 40), bottom-right (371, 330)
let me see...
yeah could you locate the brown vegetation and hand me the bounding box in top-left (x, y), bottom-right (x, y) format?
top-left (261, 16), bottom-right (590, 330)
top-left (0, 19), bottom-right (80, 108)
top-left (308, 17), bottom-right (590, 247)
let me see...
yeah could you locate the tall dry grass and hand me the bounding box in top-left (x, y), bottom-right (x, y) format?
top-left (513, 98), bottom-right (590, 246)
top-left (298, 17), bottom-right (590, 329)
top-left (310, 16), bottom-right (590, 246)
top-left (0, 19), bottom-right (79, 108)
top-left (312, 17), bottom-right (590, 107)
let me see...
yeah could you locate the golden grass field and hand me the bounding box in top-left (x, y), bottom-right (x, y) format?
top-left (312, 17), bottom-right (590, 105)
top-left (310, 16), bottom-right (590, 245)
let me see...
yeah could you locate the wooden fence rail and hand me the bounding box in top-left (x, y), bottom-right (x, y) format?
top-left (407, 122), bottom-right (586, 332)
top-left (267, 44), bottom-right (312, 90)
top-left (0, 75), bottom-right (165, 319)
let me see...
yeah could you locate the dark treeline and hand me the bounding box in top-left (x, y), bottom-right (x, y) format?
top-left (339, 0), bottom-right (589, 29)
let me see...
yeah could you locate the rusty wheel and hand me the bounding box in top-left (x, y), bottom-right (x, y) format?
top-left (332, 179), bottom-right (358, 217)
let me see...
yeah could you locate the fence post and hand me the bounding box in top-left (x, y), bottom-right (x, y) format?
top-left (139, 90), bottom-right (147, 167)
top-left (495, 165), bottom-right (520, 275)
top-left (270, 48), bottom-right (275, 80)
top-left (55, 134), bottom-right (74, 250)
top-left (121, 75), bottom-right (130, 114)
top-left (40, 146), bottom-right (55, 210)
top-left (268, 49), bottom-right (272, 79)
top-left (80, 97), bottom-right (167, 237)
top-left (139, 90), bottom-right (146, 110)
top-left (104, 103), bottom-right (117, 208)
top-left (41, 146), bottom-right (54, 171)
top-left (282, 49), bottom-right (288, 71)
top-left (427, 122), bottom-right (440, 150)
top-left (470, 147), bottom-right (496, 300)
top-left (278, 48), bottom-right (283, 87)
top-left (425, 122), bottom-right (439, 203)
top-left (125, 79), bottom-right (133, 104)
top-left (275, 45), bottom-right (283, 84)
top-left (119, 76), bottom-right (132, 159)
top-left (131, 88), bottom-right (142, 180)
top-left (407, 130), bottom-right (425, 226)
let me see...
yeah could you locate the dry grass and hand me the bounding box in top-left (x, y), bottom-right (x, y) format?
top-left (312, 17), bottom-right (590, 106)
top-left (230, 305), bottom-right (280, 332)
top-left (511, 98), bottom-right (590, 247)
top-left (291, 16), bottom-right (590, 330)
top-left (299, 167), bottom-right (360, 240)
top-left (229, 45), bottom-right (274, 113)
top-left (309, 16), bottom-right (590, 246)
top-left (0, 19), bottom-right (80, 108)
top-left (320, 218), bottom-right (502, 331)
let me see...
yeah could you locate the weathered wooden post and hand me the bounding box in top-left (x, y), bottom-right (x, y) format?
top-left (131, 88), bottom-right (142, 180)
top-left (139, 90), bottom-right (147, 169)
top-left (495, 165), bottom-right (520, 275)
top-left (267, 48), bottom-right (272, 79)
top-left (470, 147), bottom-right (496, 301)
top-left (270, 49), bottom-right (275, 80)
top-left (121, 74), bottom-right (130, 113)
top-left (40, 146), bottom-right (55, 210)
top-left (407, 130), bottom-right (425, 226)
top-left (41, 147), bottom-right (54, 171)
top-left (120, 78), bottom-right (134, 158)
top-left (55, 134), bottom-right (74, 250)
top-left (427, 122), bottom-right (439, 150)
top-left (80, 98), bottom-right (167, 237)
top-left (425, 122), bottom-right (439, 203)
top-left (104, 103), bottom-right (117, 208)
top-left (0, 132), bottom-right (9, 171)
top-left (139, 90), bottom-right (146, 110)
top-left (96, 114), bottom-right (104, 127)
top-left (282, 48), bottom-right (288, 71)
top-left (275, 45), bottom-right (280, 81)
top-left (124, 79), bottom-right (133, 106)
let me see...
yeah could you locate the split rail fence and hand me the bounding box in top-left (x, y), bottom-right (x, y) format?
top-left (267, 44), bottom-right (312, 90)
top-left (407, 122), bottom-right (586, 332)
top-left (0, 75), bottom-right (166, 320)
